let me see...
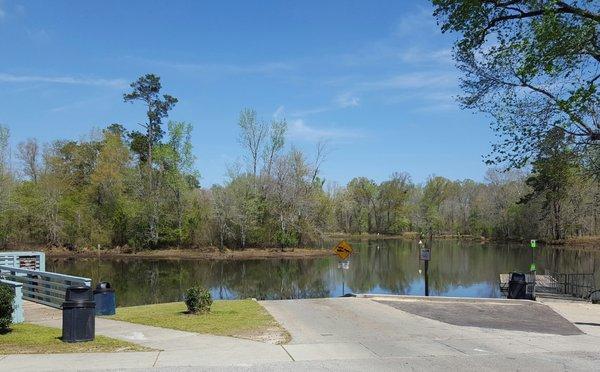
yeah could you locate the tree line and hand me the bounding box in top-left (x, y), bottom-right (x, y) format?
top-left (1, 74), bottom-right (599, 251)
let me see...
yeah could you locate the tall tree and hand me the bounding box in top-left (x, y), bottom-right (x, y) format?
top-left (263, 118), bottom-right (287, 176)
top-left (432, 0), bottom-right (600, 168)
top-left (156, 121), bottom-right (198, 246)
top-left (238, 108), bottom-right (267, 178)
top-left (0, 126), bottom-right (12, 245)
top-left (123, 74), bottom-right (177, 247)
top-left (519, 129), bottom-right (580, 240)
top-left (17, 138), bottom-right (40, 183)
top-left (123, 74), bottom-right (178, 167)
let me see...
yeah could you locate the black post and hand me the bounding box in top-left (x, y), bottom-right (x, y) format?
top-left (342, 268), bottom-right (345, 296)
top-left (426, 230), bottom-right (432, 297)
top-left (424, 260), bottom-right (429, 296)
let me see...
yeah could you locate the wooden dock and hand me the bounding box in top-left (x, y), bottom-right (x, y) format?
top-left (499, 273), bottom-right (596, 300)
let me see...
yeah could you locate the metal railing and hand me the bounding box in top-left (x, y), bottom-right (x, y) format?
top-left (537, 271), bottom-right (596, 299)
top-left (0, 265), bottom-right (91, 308)
top-left (0, 251), bottom-right (45, 271)
top-left (554, 272), bottom-right (596, 299)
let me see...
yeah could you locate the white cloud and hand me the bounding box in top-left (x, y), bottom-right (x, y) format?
top-left (290, 92), bottom-right (360, 117)
top-left (335, 92), bottom-right (360, 108)
top-left (0, 73), bottom-right (127, 88)
top-left (361, 71), bottom-right (456, 91)
top-left (290, 106), bottom-right (330, 117)
top-left (26, 28), bottom-right (51, 43)
top-left (132, 57), bottom-right (294, 76)
top-left (272, 105), bottom-right (285, 119)
top-left (393, 7), bottom-right (442, 38)
top-left (383, 90), bottom-right (458, 112)
top-left (287, 119), bottom-right (363, 142)
top-left (398, 48), bottom-right (452, 64)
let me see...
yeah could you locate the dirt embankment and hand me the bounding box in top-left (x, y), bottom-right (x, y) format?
top-left (326, 232), bottom-right (488, 241)
top-left (39, 246), bottom-right (333, 261)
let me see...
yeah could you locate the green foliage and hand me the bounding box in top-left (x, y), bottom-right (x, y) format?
top-left (432, 0), bottom-right (600, 169)
top-left (276, 230), bottom-right (299, 248)
top-left (519, 129), bottom-right (581, 239)
top-left (2, 90), bottom-right (600, 249)
top-left (184, 286), bottom-right (213, 314)
top-left (0, 284), bottom-right (15, 332)
top-left (123, 74), bottom-right (178, 160)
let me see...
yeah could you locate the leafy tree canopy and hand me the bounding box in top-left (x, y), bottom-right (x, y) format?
top-left (432, 0), bottom-right (599, 168)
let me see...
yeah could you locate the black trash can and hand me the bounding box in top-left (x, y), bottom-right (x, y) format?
top-left (507, 272), bottom-right (528, 299)
top-left (62, 286), bottom-right (95, 342)
top-left (94, 282), bottom-right (116, 316)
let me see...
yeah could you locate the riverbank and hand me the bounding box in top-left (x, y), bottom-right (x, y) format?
top-left (41, 246), bottom-right (333, 260)
top-left (326, 232), bottom-right (489, 241)
top-left (327, 232), bottom-right (600, 250)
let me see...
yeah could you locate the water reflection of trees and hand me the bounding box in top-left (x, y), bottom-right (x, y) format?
top-left (47, 241), bottom-right (600, 306)
top-left (48, 257), bottom-right (332, 305)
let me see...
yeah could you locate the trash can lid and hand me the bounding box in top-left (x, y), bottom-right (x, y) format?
top-left (65, 286), bottom-right (93, 301)
top-left (67, 285), bottom-right (92, 291)
top-left (96, 282), bottom-right (111, 289)
top-left (509, 272), bottom-right (527, 281)
top-left (62, 300), bottom-right (96, 308)
top-left (94, 282), bottom-right (115, 293)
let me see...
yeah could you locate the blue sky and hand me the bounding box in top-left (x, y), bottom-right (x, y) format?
top-left (0, 0), bottom-right (494, 187)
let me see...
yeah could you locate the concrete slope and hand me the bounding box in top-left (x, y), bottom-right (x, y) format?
top-left (261, 296), bottom-right (600, 362)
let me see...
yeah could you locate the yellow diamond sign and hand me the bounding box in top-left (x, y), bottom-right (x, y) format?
top-left (333, 240), bottom-right (353, 260)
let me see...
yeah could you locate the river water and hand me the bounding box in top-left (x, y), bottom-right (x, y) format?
top-left (46, 239), bottom-right (600, 307)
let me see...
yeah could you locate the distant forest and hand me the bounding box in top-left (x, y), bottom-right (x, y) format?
top-left (0, 75), bottom-right (599, 251)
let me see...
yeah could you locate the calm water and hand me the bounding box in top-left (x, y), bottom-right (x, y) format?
top-left (46, 239), bottom-right (600, 307)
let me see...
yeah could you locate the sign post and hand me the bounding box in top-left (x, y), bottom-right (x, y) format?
top-left (530, 239), bottom-right (537, 273)
top-left (333, 241), bottom-right (353, 296)
top-left (338, 260), bottom-right (350, 295)
top-left (419, 240), bottom-right (431, 296)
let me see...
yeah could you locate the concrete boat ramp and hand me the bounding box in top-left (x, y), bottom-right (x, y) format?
top-left (2, 296), bottom-right (600, 371)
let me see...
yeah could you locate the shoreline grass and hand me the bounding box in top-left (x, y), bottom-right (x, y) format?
top-left (106, 299), bottom-right (290, 344)
top-left (0, 323), bottom-right (149, 354)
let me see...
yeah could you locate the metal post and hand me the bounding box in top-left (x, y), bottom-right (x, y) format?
top-left (424, 260), bottom-right (429, 297)
top-left (342, 268), bottom-right (345, 296)
top-left (419, 238), bottom-right (431, 297)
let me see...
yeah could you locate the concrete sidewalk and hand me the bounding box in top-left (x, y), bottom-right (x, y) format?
top-left (2, 297), bottom-right (600, 371)
top-left (1, 301), bottom-right (291, 370)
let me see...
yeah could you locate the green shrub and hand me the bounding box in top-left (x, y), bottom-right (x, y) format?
top-left (184, 286), bottom-right (212, 314)
top-left (0, 283), bottom-right (15, 332)
top-left (276, 230), bottom-right (299, 248)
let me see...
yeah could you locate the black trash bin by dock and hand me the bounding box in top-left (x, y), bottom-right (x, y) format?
top-left (94, 282), bottom-right (116, 316)
top-left (507, 272), bottom-right (528, 300)
top-left (62, 286), bottom-right (95, 342)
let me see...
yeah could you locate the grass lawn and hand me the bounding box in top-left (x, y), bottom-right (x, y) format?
top-left (107, 300), bottom-right (289, 343)
top-left (0, 323), bottom-right (150, 354)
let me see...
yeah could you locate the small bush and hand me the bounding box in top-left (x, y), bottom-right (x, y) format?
top-left (0, 284), bottom-right (15, 332)
top-left (184, 286), bottom-right (212, 314)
